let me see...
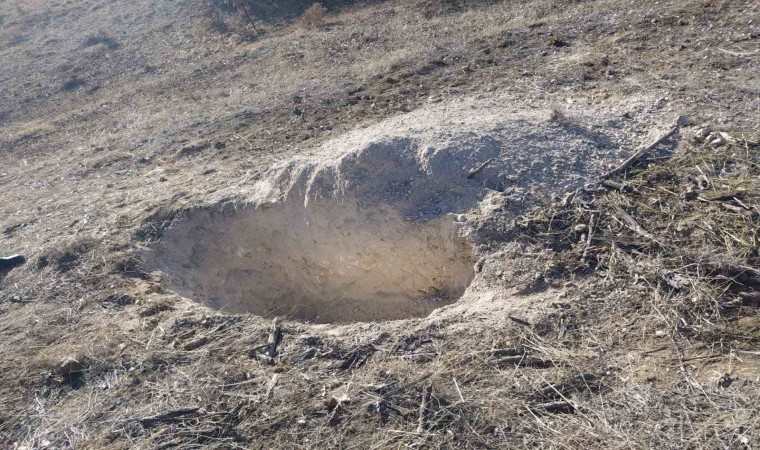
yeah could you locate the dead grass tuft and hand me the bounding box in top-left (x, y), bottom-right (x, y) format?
top-left (511, 129), bottom-right (760, 346)
top-left (36, 238), bottom-right (98, 272)
top-left (7, 120), bottom-right (57, 144)
top-left (298, 3), bottom-right (328, 28)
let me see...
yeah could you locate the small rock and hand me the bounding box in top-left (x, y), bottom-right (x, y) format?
top-left (573, 224), bottom-right (588, 233)
top-left (709, 137), bottom-right (724, 147)
top-left (718, 373), bottom-right (733, 389)
top-left (718, 132), bottom-right (736, 143)
top-left (59, 357), bottom-right (84, 375)
top-left (326, 393), bottom-right (351, 411)
top-left (691, 127), bottom-right (709, 143)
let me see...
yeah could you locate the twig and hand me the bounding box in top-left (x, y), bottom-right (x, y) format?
top-left (600, 179), bottom-right (632, 192)
top-left (134, 407), bottom-right (200, 428)
top-left (562, 187), bottom-right (583, 207)
top-left (467, 158), bottom-right (496, 179)
top-left (603, 115), bottom-right (686, 179)
top-left (468, 347), bottom-right (522, 357)
top-left (509, 316), bottom-right (532, 327)
top-left (235, 134), bottom-right (254, 150)
top-left (183, 336), bottom-right (210, 351)
top-left (453, 378), bottom-right (465, 403)
top-left (265, 317), bottom-right (282, 360)
top-left (581, 213), bottom-right (597, 261)
top-left (181, 320), bottom-right (232, 351)
top-left (641, 345), bottom-right (669, 356)
top-left (265, 374), bottom-right (280, 400)
top-left (417, 383), bottom-right (433, 433)
top-left (529, 400), bottom-right (575, 414)
top-left (537, 373), bottom-right (604, 398)
top-left (717, 48), bottom-right (759, 56)
top-left (497, 355), bottom-right (555, 368)
top-left (610, 204), bottom-right (663, 245)
top-left (383, 372), bottom-right (432, 397)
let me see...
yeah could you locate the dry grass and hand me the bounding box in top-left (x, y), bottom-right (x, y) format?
top-left (298, 3), bottom-right (328, 28)
top-left (512, 130), bottom-right (759, 344)
top-left (5, 127), bottom-right (757, 449)
top-left (1, 0), bottom-right (759, 448)
top-left (5, 120), bottom-right (58, 144)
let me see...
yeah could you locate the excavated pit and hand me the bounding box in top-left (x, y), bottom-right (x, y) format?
top-left (147, 139), bottom-right (492, 324)
top-left (146, 108), bottom-right (633, 324)
top-left (150, 200), bottom-right (474, 323)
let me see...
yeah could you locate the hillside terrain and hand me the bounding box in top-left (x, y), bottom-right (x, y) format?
top-left (0, 0), bottom-right (758, 448)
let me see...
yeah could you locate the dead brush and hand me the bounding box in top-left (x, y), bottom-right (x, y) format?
top-left (548, 107), bottom-right (570, 126)
top-left (298, 3), bottom-right (328, 28)
top-left (513, 128), bottom-right (760, 344)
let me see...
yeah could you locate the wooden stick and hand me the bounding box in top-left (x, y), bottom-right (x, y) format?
top-left (453, 378), bottom-right (465, 403)
top-left (529, 400), bottom-right (575, 414)
top-left (538, 373), bottom-right (601, 398)
top-left (603, 115), bottom-right (686, 179)
top-left (561, 187), bottom-right (583, 207)
top-left (383, 372), bottom-right (432, 397)
top-left (417, 383), bottom-right (433, 433)
top-left (610, 204), bottom-right (663, 245)
top-left (467, 158), bottom-right (496, 179)
top-left (581, 213), bottom-right (597, 261)
top-left (497, 355), bottom-right (555, 368)
top-left (265, 318), bottom-right (282, 359)
top-left (509, 316), bottom-right (532, 327)
top-left (265, 374), bottom-right (280, 400)
top-left (183, 336), bottom-right (209, 351)
top-left (136, 407), bottom-right (200, 428)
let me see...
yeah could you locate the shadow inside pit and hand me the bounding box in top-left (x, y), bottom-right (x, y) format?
top-left (65, 372), bottom-right (87, 390)
top-left (0, 255), bottom-right (26, 282)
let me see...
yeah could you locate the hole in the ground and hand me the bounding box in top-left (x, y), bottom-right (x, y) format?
top-left (147, 200), bottom-right (474, 324)
top-left (144, 112), bottom-right (628, 324)
top-left (145, 139), bottom-right (490, 324)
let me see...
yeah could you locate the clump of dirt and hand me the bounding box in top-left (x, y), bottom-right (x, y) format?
top-left (2, 0), bottom-right (758, 448)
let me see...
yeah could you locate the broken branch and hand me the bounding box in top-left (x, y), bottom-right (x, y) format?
top-left (417, 383), bottom-right (433, 433)
top-left (603, 115), bottom-right (686, 179)
top-left (467, 158), bottom-right (496, 179)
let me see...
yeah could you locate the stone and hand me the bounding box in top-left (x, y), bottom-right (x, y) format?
top-left (59, 357), bottom-right (84, 375)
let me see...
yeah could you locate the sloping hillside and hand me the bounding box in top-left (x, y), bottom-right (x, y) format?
top-left (0, 0), bottom-right (758, 448)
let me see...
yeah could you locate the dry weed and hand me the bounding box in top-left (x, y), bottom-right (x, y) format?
top-left (298, 3), bottom-right (328, 28)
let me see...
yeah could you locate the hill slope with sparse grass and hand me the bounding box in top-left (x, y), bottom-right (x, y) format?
top-left (0, 0), bottom-right (758, 448)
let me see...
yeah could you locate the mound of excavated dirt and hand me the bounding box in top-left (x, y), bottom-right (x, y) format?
top-left (144, 102), bottom-right (643, 323)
